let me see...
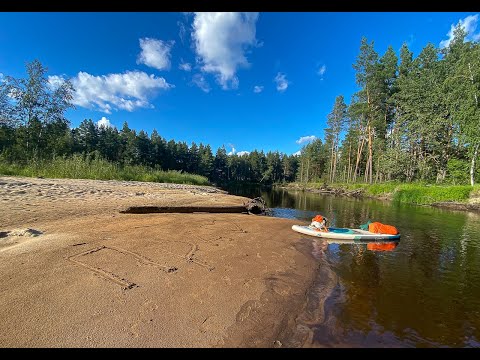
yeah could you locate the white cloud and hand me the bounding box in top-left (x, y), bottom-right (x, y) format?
top-left (293, 150), bottom-right (301, 156)
top-left (0, 73), bottom-right (4, 82)
top-left (97, 116), bottom-right (114, 129)
top-left (137, 38), bottom-right (175, 71)
top-left (191, 12), bottom-right (259, 90)
top-left (64, 70), bottom-right (172, 114)
top-left (179, 62), bottom-right (192, 71)
top-left (47, 75), bottom-right (66, 90)
top-left (237, 151), bottom-right (250, 156)
top-left (317, 64), bottom-right (326, 78)
top-left (227, 144), bottom-right (236, 155)
top-left (274, 72), bottom-right (289, 92)
top-left (192, 74), bottom-right (211, 93)
top-left (296, 135), bottom-right (316, 144)
top-left (440, 14), bottom-right (480, 48)
top-left (253, 85), bottom-right (263, 93)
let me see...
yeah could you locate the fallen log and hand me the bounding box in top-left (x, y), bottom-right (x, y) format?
top-left (344, 189), bottom-right (363, 197)
top-left (120, 206), bottom-right (249, 214)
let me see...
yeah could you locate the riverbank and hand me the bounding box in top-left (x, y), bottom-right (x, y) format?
top-left (0, 176), bottom-right (318, 347)
top-left (279, 182), bottom-right (480, 213)
top-left (0, 155), bottom-right (210, 186)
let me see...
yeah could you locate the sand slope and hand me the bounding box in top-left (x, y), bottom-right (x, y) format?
top-left (0, 176), bottom-right (317, 347)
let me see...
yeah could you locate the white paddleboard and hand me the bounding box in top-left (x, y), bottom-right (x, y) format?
top-left (292, 225), bottom-right (401, 242)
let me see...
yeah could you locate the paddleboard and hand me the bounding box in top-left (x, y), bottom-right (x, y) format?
top-left (292, 225), bottom-right (401, 242)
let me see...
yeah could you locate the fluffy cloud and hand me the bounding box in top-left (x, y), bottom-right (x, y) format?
top-left (191, 12), bottom-right (259, 90)
top-left (296, 135), bottom-right (316, 144)
top-left (293, 150), bottom-right (301, 156)
top-left (237, 151), bottom-right (250, 156)
top-left (440, 14), bottom-right (480, 48)
top-left (253, 85), bottom-right (263, 93)
top-left (274, 72), bottom-right (289, 92)
top-left (179, 62), bottom-right (192, 71)
top-left (97, 116), bottom-right (114, 129)
top-left (53, 70), bottom-right (172, 114)
top-left (192, 73), bottom-right (211, 93)
top-left (317, 64), bottom-right (326, 78)
top-left (137, 38), bottom-right (174, 71)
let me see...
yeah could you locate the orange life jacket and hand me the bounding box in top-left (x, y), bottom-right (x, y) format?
top-left (312, 215), bottom-right (325, 223)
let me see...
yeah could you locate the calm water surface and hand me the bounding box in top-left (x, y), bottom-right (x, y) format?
top-left (226, 186), bottom-right (480, 347)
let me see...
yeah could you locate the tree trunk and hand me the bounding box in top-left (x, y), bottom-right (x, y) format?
top-left (300, 158), bottom-right (304, 183)
top-left (347, 142), bottom-right (352, 183)
top-left (354, 135), bottom-right (365, 183)
top-left (332, 144), bottom-right (338, 183)
top-left (354, 122), bottom-right (366, 183)
top-left (368, 125), bottom-right (373, 184)
top-left (306, 158), bottom-right (310, 184)
top-left (471, 143), bottom-right (479, 186)
top-left (329, 142), bottom-right (335, 183)
top-left (374, 155), bottom-right (380, 183)
top-left (365, 88), bottom-right (373, 184)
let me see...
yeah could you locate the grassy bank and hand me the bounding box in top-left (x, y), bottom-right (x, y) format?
top-left (0, 154), bottom-right (210, 186)
top-left (284, 181), bottom-right (480, 205)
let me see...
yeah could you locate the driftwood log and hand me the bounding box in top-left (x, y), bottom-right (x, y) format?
top-left (305, 186), bottom-right (363, 198)
top-left (120, 197), bottom-right (269, 215)
top-left (120, 206), bottom-right (249, 214)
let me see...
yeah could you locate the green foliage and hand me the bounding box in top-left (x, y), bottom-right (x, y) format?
top-left (0, 154), bottom-right (210, 186)
top-left (446, 158), bottom-right (470, 184)
top-left (392, 184), bottom-right (473, 204)
top-left (288, 180), bottom-right (475, 205)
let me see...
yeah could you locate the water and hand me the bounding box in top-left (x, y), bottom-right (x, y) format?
top-left (226, 185), bottom-right (480, 347)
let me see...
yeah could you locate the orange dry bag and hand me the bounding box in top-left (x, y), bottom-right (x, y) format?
top-left (368, 222), bottom-right (399, 235)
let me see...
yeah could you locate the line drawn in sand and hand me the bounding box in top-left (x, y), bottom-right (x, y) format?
top-left (181, 241), bottom-right (215, 271)
top-left (67, 245), bottom-right (178, 290)
top-left (198, 219), bottom-right (247, 234)
top-left (141, 239), bottom-right (215, 272)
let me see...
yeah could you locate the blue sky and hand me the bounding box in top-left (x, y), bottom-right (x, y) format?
top-left (1, 12), bottom-right (479, 156)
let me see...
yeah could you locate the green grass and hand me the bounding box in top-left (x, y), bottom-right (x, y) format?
top-left (392, 184), bottom-right (473, 204)
top-left (285, 181), bottom-right (475, 205)
top-left (0, 154), bottom-right (210, 186)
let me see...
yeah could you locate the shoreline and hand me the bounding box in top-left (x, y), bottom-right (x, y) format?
top-left (0, 175), bottom-right (319, 347)
top-left (276, 183), bottom-right (480, 214)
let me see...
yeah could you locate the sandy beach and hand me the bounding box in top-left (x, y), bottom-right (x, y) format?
top-left (0, 176), bottom-right (318, 347)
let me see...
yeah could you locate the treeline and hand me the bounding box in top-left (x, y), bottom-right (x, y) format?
top-left (2, 25), bottom-right (480, 188)
top-left (0, 60), bottom-right (298, 185)
top-left (300, 26), bottom-right (480, 186)
top-left (0, 117), bottom-right (299, 185)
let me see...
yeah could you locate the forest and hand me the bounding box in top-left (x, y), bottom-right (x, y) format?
top-left (0, 25), bottom-right (479, 187)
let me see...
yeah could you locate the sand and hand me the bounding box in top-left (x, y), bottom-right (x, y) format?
top-left (0, 176), bottom-right (318, 348)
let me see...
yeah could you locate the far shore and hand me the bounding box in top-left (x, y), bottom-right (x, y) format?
top-left (277, 182), bottom-right (480, 213)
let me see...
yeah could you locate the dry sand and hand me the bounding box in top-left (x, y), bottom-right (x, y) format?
top-left (0, 176), bottom-right (318, 348)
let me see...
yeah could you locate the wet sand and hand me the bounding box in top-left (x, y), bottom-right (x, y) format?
top-left (0, 176), bottom-right (318, 347)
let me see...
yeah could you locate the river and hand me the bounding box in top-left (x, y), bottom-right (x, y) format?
top-left (226, 185), bottom-right (480, 347)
